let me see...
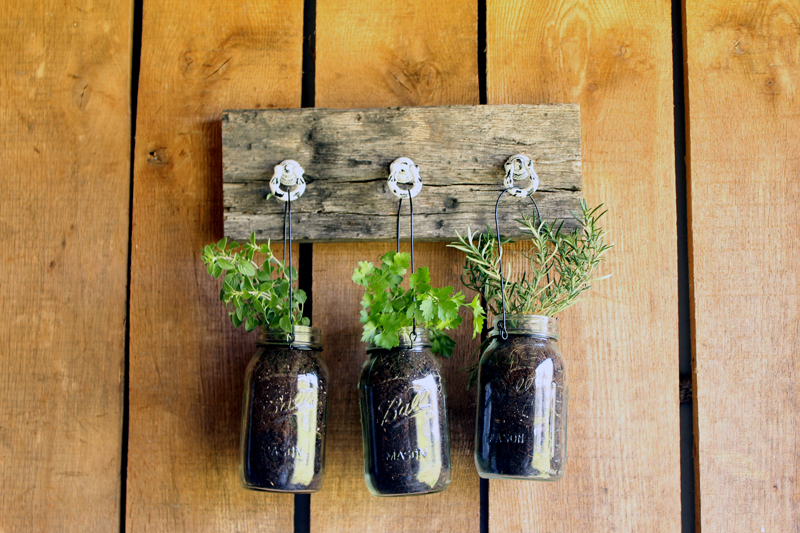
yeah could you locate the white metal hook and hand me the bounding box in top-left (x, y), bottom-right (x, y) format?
top-left (503, 154), bottom-right (539, 198)
top-left (270, 160), bottom-right (306, 201)
top-left (387, 157), bottom-right (423, 199)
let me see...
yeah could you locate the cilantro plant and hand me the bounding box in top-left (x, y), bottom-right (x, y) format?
top-left (201, 233), bottom-right (309, 333)
top-left (449, 200), bottom-right (613, 317)
top-left (352, 251), bottom-right (484, 358)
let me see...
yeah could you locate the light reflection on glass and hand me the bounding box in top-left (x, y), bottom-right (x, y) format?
top-left (412, 375), bottom-right (442, 488)
top-left (289, 373), bottom-right (318, 486)
top-left (531, 359), bottom-right (555, 473)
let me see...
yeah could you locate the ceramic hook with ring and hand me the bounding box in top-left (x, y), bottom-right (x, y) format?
top-left (387, 157), bottom-right (423, 200)
top-left (270, 160), bottom-right (307, 343)
top-left (389, 157), bottom-right (422, 338)
top-left (495, 154), bottom-right (543, 340)
top-left (270, 159), bottom-right (306, 202)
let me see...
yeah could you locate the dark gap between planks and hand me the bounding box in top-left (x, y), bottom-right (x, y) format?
top-left (672, 0), bottom-right (696, 531)
top-left (120, 0), bottom-right (144, 532)
top-left (295, 0), bottom-right (316, 530)
top-left (478, 0), bottom-right (489, 530)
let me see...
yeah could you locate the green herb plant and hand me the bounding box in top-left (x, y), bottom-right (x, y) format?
top-left (448, 200), bottom-right (612, 385)
top-left (201, 233), bottom-right (309, 333)
top-left (352, 251), bottom-right (485, 358)
top-left (449, 200), bottom-right (612, 317)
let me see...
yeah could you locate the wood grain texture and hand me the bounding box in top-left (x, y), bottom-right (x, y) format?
top-left (0, 0), bottom-right (132, 530)
top-left (310, 0), bottom-right (480, 531)
top-left (126, 0), bottom-right (303, 530)
top-left (222, 105), bottom-right (582, 242)
top-left (488, 0), bottom-right (682, 531)
top-left (685, 1), bottom-right (800, 531)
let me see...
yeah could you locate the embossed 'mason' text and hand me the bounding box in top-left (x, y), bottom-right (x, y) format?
top-left (385, 448), bottom-right (429, 461)
top-left (488, 433), bottom-right (525, 444)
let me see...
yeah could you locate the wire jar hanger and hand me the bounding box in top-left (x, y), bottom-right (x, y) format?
top-left (270, 159), bottom-right (307, 343)
top-left (388, 157), bottom-right (423, 338)
top-left (494, 154), bottom-right (543, 340)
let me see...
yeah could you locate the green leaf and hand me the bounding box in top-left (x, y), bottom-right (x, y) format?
top-left (468, 295), bottom-right (485, 339)
top-left (216, 237), bottom-right (228, 250)
top-left (352, 261), bottom-right (374, 286)
top-left (294, 289), bottom-right (307, 304)
top-left (419, 298), bottom-right (436, 322)
top-left (409, 266), bottom-right (430, 289)
top-left (279, 315), bottom-right (292, 333)
top-left (245, 316), bottom-right (257, 332)
top-left (437, 298), bottom-right (459, 324)
top-left (217, 258), bottom-right (234, 270)
top-left (430, 330), bottom-right (456, 358)
top-left (237, 261), bottom-right (256, 277)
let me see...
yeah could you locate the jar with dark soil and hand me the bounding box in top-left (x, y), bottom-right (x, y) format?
top-left (475, 315), bottom-right (567, 480)
top-left (358, 328), bottom-right (451, 496)
top-left (240, 326), bottom-right (328, 493)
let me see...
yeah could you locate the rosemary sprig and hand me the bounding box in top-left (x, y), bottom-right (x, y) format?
top-left (448, 199), bottom-right (613, 318)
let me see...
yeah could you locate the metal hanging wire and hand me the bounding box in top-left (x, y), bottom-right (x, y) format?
top-left (389, 157), bottom-right (422, 339)
top-left (494, 154), bottom-right (542, 340)
top-left (396, 195), bottom-right (416, 337)
top-left (283, 194), bottom-right (295, 343)
top-left (271, 159), bottom-right (306, 343)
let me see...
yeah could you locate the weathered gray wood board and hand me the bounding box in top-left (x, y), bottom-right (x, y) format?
top-left (222, 104), bottom-right (582, 241)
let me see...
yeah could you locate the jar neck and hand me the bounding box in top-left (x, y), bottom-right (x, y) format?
top-left (257, 325), bottom-right (323, 350)
top-left (491, 314), bottom-right (559, 340)
top-left (367, 327), bottom-right (432, 352)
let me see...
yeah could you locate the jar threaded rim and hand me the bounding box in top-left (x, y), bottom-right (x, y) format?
top-left (491, 314), bottom-right (559, 339)
top-left (257, 325), bottom-right (323, 349)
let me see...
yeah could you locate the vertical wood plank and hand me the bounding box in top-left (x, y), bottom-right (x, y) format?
top-left (0, 0), bottom-right (132, 530)
top-left (127, 0), bottom-right (303, 530)
top-left (310, 0), bottom-right (479, 531)
top-left (685, 2), bottom-right (800, 530)
top-left (488, 0), bottom-right (682, 530)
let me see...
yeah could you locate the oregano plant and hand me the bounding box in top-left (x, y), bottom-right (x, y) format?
top-left (201, 232), bottom-right (309, 333)
top-left (352, 251), bottom-right (485, 357)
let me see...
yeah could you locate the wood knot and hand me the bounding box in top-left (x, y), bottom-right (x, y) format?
top-left (147, 148), bottom-right (168, 165)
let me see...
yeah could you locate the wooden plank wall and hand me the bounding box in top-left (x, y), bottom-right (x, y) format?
top-left (685, 1), bottom-right (800, 531)
top-left (126, 0), bottom-right (302, 530)
top-left (1, 0), bottom-right (799, 531)
top-left (488, 0), bottom-right (681, 530)
top-left (309, 1), bottom-right (482, 531)
top-left (0, 0), bottom-right (132, 530)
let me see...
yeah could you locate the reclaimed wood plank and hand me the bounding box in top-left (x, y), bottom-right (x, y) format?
top-left (0, 0), bottom-right (132, 530)
top-left (309, 0), bottom-right (480, 531)
top-left (686, 1), bottom-right (800, 530)
top-left (488, 0), bottom-right (682, 530)
top-left (222, 104), bottom-right (582, 241)
top-left (126, 0), bottom-right (303, 530)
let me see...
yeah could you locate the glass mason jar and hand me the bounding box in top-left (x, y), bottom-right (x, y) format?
top-left (239, 326), bottom-right (328, 493)
top-left (358, 328), bottom-right (451, 496)
top-left (475, 314), bottom-right (568, 480)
